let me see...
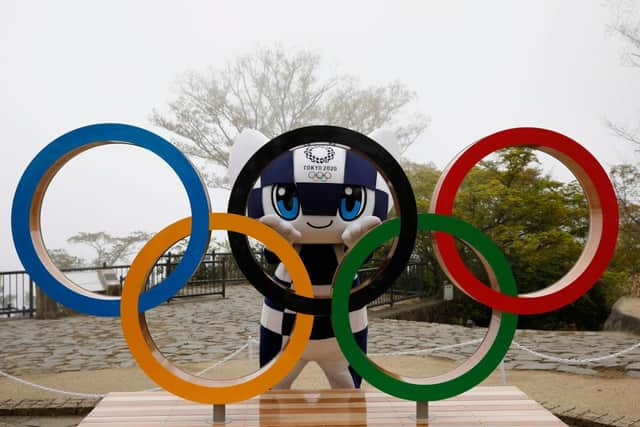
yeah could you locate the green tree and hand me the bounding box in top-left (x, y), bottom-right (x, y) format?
top-left (606, 164), bottom-right (640, 298)
top-left (405, 148), bottom-right (613, 330)
top-left (152, 45), bottom-right (429, 188)
top-left (610, 164), bottom-right (640, 274)
top-left (401, 160), bottom-right (446, 296)
top-left (452, 149), bottom-right (596, 329)
top-left (604, 1), bottom-right (640, 300)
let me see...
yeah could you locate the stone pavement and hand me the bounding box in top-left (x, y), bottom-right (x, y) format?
top-left (0, 416), bottom-right (83, 427)
top-left (0, 285), bottom-right (639, 378)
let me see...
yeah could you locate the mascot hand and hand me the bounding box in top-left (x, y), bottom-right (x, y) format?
top-left (260, 214), bottom-right (302, 243)
top-left (341, 216), bottom-right (382, 248)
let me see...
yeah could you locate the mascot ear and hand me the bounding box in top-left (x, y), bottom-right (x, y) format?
top-left (368, 129), bottom-right (401, 213)
top-left (227, 129), bottom-right (269, 187)
top-left (368, 128), bottom-right (401, 161)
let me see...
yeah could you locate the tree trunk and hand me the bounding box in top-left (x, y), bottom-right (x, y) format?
top-left (36, 288), bottom-right (59, 319)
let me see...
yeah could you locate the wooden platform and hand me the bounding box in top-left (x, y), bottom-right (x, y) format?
top-left (79, 386), bottom-right (567, 426)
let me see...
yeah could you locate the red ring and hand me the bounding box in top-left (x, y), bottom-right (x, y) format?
top-left (430, 127), bottom-right (619, 314)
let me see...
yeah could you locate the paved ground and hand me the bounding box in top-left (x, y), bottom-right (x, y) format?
top-left (1, 358), bottom-right (640, 427)
top-left (1, 285), bottom-right (638, 378)
top-left (0, 416), bottom-right (82, 427)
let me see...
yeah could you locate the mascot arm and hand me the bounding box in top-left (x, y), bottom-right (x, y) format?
top-left (260, 214), bottom-right (302, 243)
top-left (259, 214), bottom-right (301, 265)
top-left (341, 216), bottom-right (382, 248)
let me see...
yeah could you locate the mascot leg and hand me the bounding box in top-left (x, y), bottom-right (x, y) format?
top-left (310, 328), bottom-right (368, 389)
top-left (259, 325), bottom-right (283, 367)
top-left (260, 300), bottom-right (309, 389)
top-left (260, 328), bottom-right (307, 389)
top-left (317, 356), bottom-right (357, 388)
top-left (260, 301), bottom-right (369, 390)
top-left (271, 358), bottom-right (308, 389)
top-left (259, 298), bottom-right (286, 368)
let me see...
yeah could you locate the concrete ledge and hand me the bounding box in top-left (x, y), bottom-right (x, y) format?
top-left (544, 402), bottom-right (640, 427)
top-left (0, 398), bottom-right (99, 416)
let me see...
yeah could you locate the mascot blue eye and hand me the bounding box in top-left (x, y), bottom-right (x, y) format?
top-left (272, 184), bottom-right (300, 220)
top-left (339, 186), bottom-right (365, 221)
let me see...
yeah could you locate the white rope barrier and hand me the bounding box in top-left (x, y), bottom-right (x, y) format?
top-left (0, 340), bottom-right (253, 399)
top-left (195, 341), bottom-right (251, 377)
top-left (368, 339), bottom-right (483, 357)
top-left (0, 369), bottom-right (107, 399)
top-left (1, 337), bottom-right (638, 399)
top-left (368, 339), bottom-right (640, 365)
top-left (144, 341), bottom-right (251, 392)
top-left (511, 340), bottom-right (640, 365)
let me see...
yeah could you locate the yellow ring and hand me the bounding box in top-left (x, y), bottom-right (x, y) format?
top-left (120, 213), bottom-right (313, 404)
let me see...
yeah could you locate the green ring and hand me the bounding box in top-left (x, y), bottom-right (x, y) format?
top-left (331, 213), bottom-right (518, 401)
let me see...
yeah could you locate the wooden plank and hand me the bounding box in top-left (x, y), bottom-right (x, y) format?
top-left (78, 386), bottom-right (567, 426)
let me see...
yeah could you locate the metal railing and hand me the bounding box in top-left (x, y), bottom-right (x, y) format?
top-left (0, 252), bottom-right (233, 318)
top-left (0, 270), bottom-right (35, 317)
top-left (364, 262), bottom-right (428, 307)
top-left (150, 252), bottom-right (249, 299)
top-left (1, 252), bottom-right (427, 318)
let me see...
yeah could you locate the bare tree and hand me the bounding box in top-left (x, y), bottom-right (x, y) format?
top-left (47, 248), bottom-right (86, 269)
top-left (609, 0), bottom-right (640, 68)
top-left (67, 231), bottom-right (151, 267)
top-left (611, 164), bottom-right (640, 227)
top-left (151, 45), bottom-right (429, 188)
top-left (606, 0), bottom-right (640, 144)
top-left (604, 118), bottom-right (640, 145)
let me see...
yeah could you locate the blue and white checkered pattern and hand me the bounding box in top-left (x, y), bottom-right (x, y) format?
top-left (227, 132), bottom-right (400, 389)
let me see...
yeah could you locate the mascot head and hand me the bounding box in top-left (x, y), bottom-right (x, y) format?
top-left (227, 129), bottom-right (400, 244)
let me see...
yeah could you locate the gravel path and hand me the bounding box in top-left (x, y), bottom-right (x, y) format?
top-left (1, 285), bottom-right (638, 377)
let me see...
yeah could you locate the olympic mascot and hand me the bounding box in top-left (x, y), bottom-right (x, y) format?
top-left (227, 128), bottom-right (399, 389)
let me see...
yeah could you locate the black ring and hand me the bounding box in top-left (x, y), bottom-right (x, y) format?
top-left (227, 125), bottom-right (417, 315)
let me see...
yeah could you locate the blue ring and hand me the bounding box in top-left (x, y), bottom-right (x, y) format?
top-left (11, 123), bottom-right (211, 317)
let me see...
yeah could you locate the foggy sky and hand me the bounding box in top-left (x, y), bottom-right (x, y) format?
top-left (1, 0), bottom-right (639, 270)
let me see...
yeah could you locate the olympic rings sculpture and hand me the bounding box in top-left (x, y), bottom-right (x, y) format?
top-left (10, 123), bottom-right (619, 405)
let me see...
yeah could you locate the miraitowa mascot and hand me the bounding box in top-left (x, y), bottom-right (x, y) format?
top-left (227, 128), bottom-right (400, 389)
